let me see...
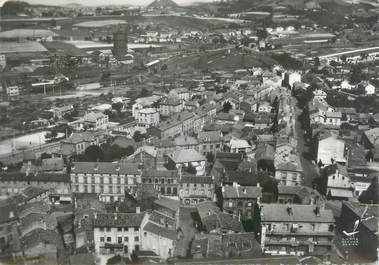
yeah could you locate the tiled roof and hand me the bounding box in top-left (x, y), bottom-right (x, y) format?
top-left (154, 197), bottom-right (180, 212)
top-left (198, 131), bottom-right (223, 143)
top-left (21, 186), bottom-right (49, 201)
top-left (181, 176), bottom-right (213, 184)
top-left (222, 186), bottom-right (262, 199)
top-left (84, 111), bottom-right (107, 122)
top-left (72, 162), bottom-right (140, 175)
top-left (174, 135), bottom-right (198, 146)
top-left (159, 97), bottom-right (182, 106)
top-left (261, 204), bottom-right (335, 223)
top-left (143, 221), bottom-right (177, 240)
top-left (62, 132), bottom-right (100, 144)
top-left (343, 201), bottom-right (378, 233)
top-left (41, 157), bottom-right (64, 171)
top-left (93, 213), bottom-right (145, 227)
top-left (0, 202), bottom-right (17, 224)
top-left (0, 172), bottom-right (70, 183)
top-left (171, 149), bottom-right (205, 163)
top-left (196, 201), bottom-right (243, 233)
top-left (22, 228), bottom-right (62, 250)
top-left (142, 169), bottom-right (179, 179)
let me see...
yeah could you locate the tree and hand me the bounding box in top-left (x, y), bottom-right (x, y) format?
top-left (222, 101), bottom-right (232, 113)
top-left (112, 102), bottom-right (123, 113)
top-left (359, 177), bottom-right (378, 204)
top-left (341, 54), bottom-right (347, 63)
top-left (124, 145), bottom-right (135, 157)
top-left (206, 152), bottom-right (215, 163)
top-left (133, 131), bottom-right (144, 142)
top-left (184, 164), bottom-right (197, 175)
top-left (350, 65), bottom-right (367, 84)
top-left (84, 145), bottom-right (104, 162)
top-left (139, 88), bottom-right (149, 98)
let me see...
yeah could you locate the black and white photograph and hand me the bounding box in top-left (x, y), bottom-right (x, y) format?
top-left (0, 0), bottom-right (378, 264)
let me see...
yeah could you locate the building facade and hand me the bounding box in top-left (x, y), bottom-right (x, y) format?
top-left (70, 162), bottom-right (141, 202)
top-left (260, 204), bottom-right (335, 256)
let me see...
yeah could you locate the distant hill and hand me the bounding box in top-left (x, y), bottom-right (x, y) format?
top-left (147, 0), bottom-right (178, 9)
top-left (0, 1), bottom-right (31, 16)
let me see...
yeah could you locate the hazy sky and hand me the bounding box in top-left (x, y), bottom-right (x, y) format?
top-left (14, 0), bottom-right (213, 7)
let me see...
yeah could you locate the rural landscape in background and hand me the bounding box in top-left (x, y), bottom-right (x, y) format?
top-left (0, 0), bottom-right (378, 265)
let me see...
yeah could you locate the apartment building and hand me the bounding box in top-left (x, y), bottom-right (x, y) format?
top-left (70, 162), bottom-right (141, 202)
top-left (260, 204), bottom-right (335, 256)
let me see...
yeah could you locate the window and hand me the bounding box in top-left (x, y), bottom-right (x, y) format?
top-left (124, 227), bottom-right (129, 232)
top-left (106, 227), bottom-right (111, 232)
top-left (124, 237), bottom-right (129, 242)
top-left (100, 237), bottom-right (104, 242)
top-left (118, 237), bottom-right (122, 244)
top-left (311, 224), bottom-right (315, 232)
top-left (228, 201), bottom-right (233, 207)
top-left (173, 187), bottom-right (178, 195)
top-left (107, 237), bottom-right (111, 242)
top-left (117, 228), bottom-right (122, 232)
top-left (134, 236), bottom-right (139, 242)
top-left (100, 227), bottom-right (104, 232)
top-left (328, 225), bottom-right (334, 232)
top-left (134, 227), bottom-right (139, 232)
top-left (135, 245), bottom-right (140, 251)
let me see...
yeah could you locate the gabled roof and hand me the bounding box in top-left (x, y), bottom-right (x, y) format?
top-left (261, 204), bottom-right (335, 223)
top-left (222, 186), bottom-right (262, 199)
top-left (71, 162), bottom-right (140, 175)
top-left (93, 213), bottom-right (145, 227)
top-left (196, 201), bottom-right (243, 233)
top-left (143, 221), bottom-right (177, 240)
top-left (198, 130), bottom-right (223, 143)
top-left (154, 197), bottom-right (180, 212)
top-left (171, 149), bottom-right (205, 163)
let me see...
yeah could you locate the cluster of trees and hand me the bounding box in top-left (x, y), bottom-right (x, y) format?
top-left (76, 143), bottom-right (135, 162)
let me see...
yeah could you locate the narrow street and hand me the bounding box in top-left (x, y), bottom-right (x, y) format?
top-left (175, 207), bottom-right (197, 258)
top-left (293, 98), bottom-right (320, 187)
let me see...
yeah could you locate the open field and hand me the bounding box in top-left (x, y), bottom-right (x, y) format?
top-left (74, 19), bottom-right (127, 28)
top-left (0, 41), bottom-right (48, 53)
top-left (0, 29), bottom-right (57, 39)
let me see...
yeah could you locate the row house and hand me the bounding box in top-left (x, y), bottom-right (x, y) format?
top-left (136, 108), bottom-right (160, 128)
top-left (324, 164), bottom-right (353, 200)
top-left (260, 204), bottom-right (335, 256)
top-left (147, 111), bottom-right (196, 139)
top-left (143, 199), bottom-right (179, 259)
top-left (93, 211), bottom-right (146, 255)
top-left (48, 105), bottom-right (74, 119)
top-left (275, 157), bottom-right (303, 186)
top-left (57, 131), bottom-right (106, 157)
top-left (141, 170), bottom-right (179, 197)
top-left (167, 149), bottom-right (206, 176)
top-left (159, 98), bottom-right (184, 116)
top-left (132, 95), bottom-right (162, 119)
top-left (197, 130), bottom-right (223, 156)
top-left (0, 172), bottom-right (71, 198)
top-left (221, 183), bottom-right (262, 220)
top-left (83, 112), bottom-right (109, 130)
top-left (0, 203), bottom-right (20, 255)
top-left (70, 162), bottom-right (141, 202)
top-left (179, 175), bottom-right (214, 205)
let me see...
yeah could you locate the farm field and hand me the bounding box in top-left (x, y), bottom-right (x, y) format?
top-left (74, 19), bottom-right (127, 28)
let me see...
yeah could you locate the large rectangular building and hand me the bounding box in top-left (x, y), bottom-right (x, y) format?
top-left (260, 204), bottom-right (335, 256)
top-left (70, 162), bottom-right (141, 202)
